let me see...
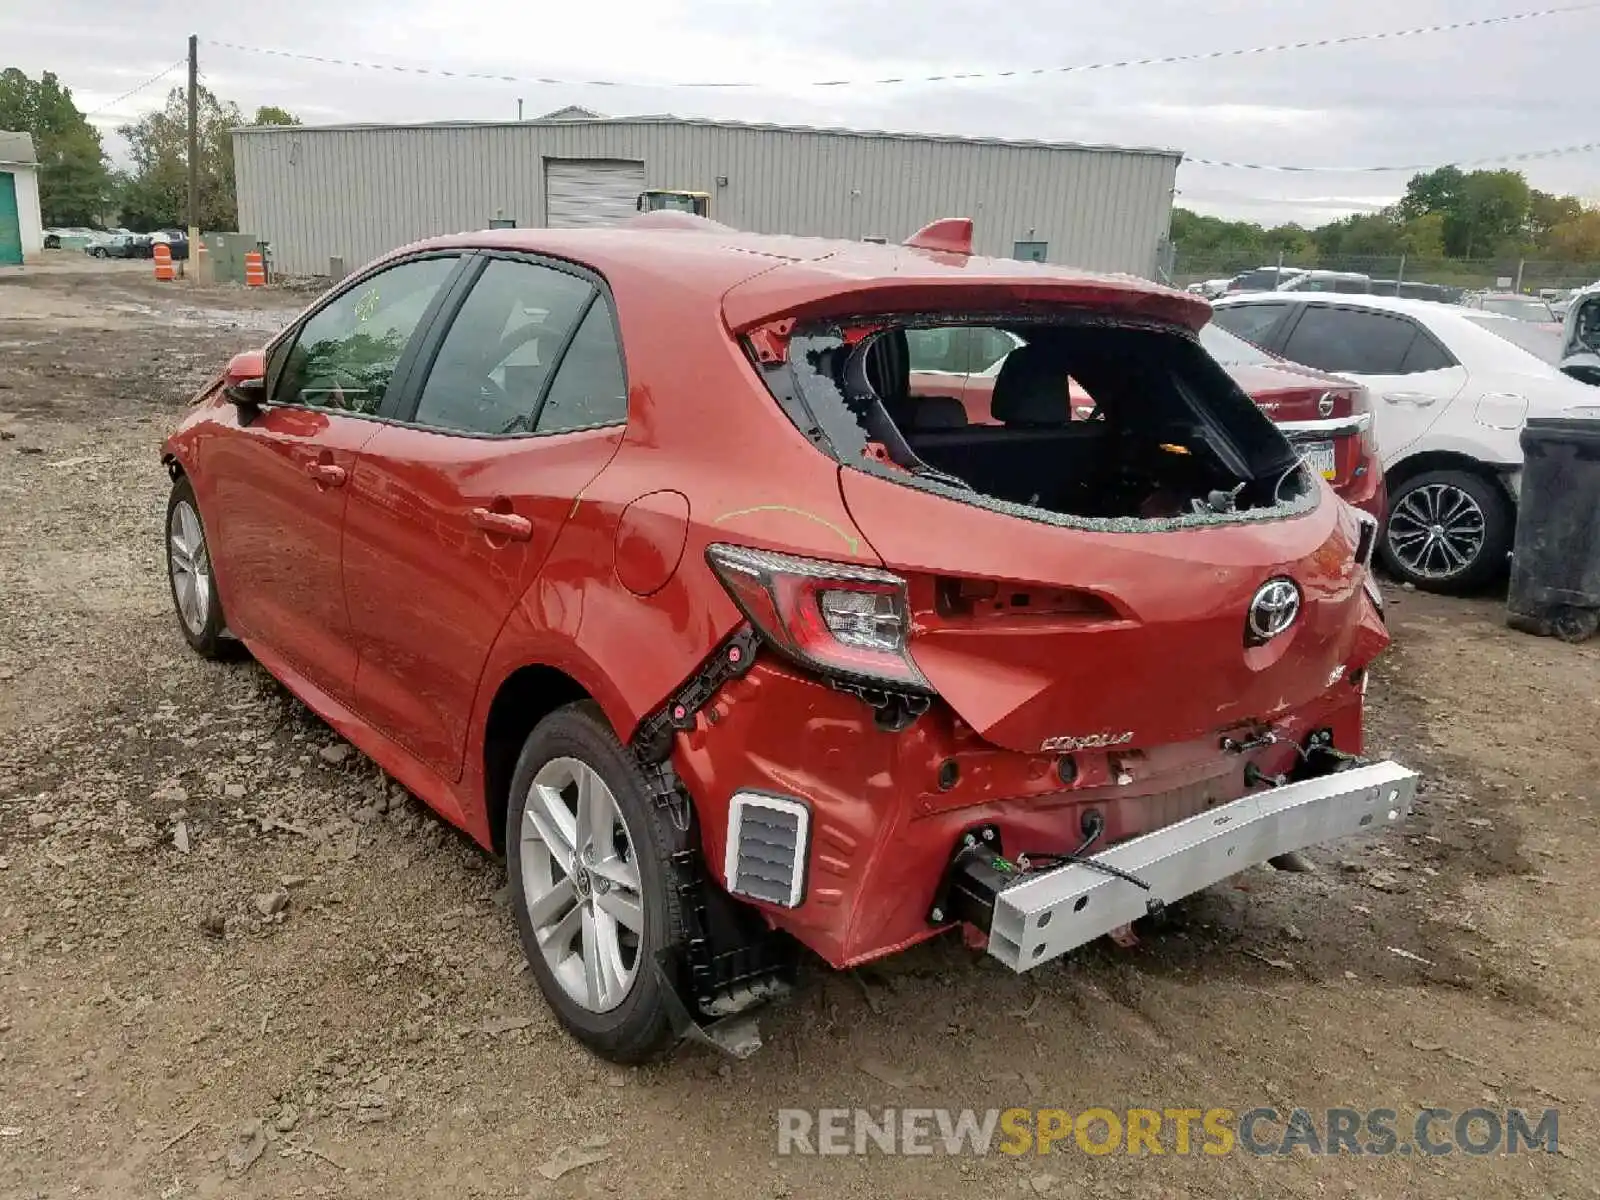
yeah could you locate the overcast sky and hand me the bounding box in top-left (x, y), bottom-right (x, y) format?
top-left (6, 0), bottom-right (1598, 226)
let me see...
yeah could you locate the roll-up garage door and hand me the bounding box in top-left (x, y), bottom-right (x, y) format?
top-left (543, 159), bottom-right (647, 229)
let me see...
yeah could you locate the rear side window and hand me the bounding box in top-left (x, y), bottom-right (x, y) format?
top-left (1279, 307), bottom-right (1417, 375)
top-left (905, 327), bottom-right (969, 374)
top-left (1400, 333), bottom-right (1458, 373)
top-left (272, 256), bottom-right (459, 414)
top-left (1212, 303), bottom-right (1290, 348)
top-left (1199, 322), bottom-right (1277, 366)
top-left (412, 259), bottom-right (594, 436)
top-left (535, 301), bottom-right (629, 432)
top-left (906, 326), bottom-right (1019, 376)
top-left (970, 328), bottom-right (1019, 373)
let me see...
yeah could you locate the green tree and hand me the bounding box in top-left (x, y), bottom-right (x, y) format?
top-left (1445, 170), bottom-right (1531, 258)
top-left (0, 67), bottom-right (111, 225)
top-left (1546, 208), bottom-right (1600, 260)
top-left (1261, 223), bottom-right (1315, 259)
top-left (1395, 166), bottom-right (1466, 223)
top-left (118, 84), bottom-right (244, 230)
top-left (251, 105), bottom-right (300, 127)
top-left (1398, 212), bottom-right (1447, 258)
top-left (1528, 189), bottom-right (1583, 249)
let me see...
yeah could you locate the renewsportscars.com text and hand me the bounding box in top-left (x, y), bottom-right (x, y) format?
top-left (776, 1107), bottom-right (1560, 1157)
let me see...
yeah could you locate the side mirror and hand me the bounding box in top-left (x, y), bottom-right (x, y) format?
top-left (1561, 351), bottom-right (1600, 388)
top-left (224, 350), bottom-right (267, 408)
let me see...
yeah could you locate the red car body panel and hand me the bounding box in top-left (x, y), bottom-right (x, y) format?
top-left (204, 406), bottom-right (381, 704)
top-left (839, 466), bottom-right (1373, 755)
top-left (163, 222), bottom-right (1389, 972)
top-left (340, 422), bottom-right (627, 780)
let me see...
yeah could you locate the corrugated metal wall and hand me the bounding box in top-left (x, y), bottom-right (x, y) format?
top-left (235, 119), bottom-right (1179, 279)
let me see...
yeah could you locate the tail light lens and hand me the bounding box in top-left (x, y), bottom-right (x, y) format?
top-left (706, 544), bottom-right (931, 691)
top-left (1349, 385), bottom-right (1378, 457)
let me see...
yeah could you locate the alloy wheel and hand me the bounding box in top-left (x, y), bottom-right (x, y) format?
top-left (1386, 482), bottom-right (1487, 581)
top-left (168, 499), bottom-right (213, 636)
top-left (519, 757), bottom-right (645, 1014)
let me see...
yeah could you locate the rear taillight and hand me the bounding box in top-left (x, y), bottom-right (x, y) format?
top-left (1348, 385), bottom-right (1378, 457)
top-left (706, 544), bottom-right (931, 691)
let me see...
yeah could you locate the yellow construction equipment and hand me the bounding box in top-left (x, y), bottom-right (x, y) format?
top-left (637, 189), bottom-right (711, 218)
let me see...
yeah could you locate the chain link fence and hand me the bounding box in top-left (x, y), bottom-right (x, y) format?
top-left (1171, 250), bottom-right (1600, 297)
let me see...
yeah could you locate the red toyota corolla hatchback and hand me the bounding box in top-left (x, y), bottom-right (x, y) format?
top-left (162, 215), bottom-right (1414, 1062)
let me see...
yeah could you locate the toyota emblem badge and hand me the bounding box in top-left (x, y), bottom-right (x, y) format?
top-left (1247, 578), bottom-right (1301, 643)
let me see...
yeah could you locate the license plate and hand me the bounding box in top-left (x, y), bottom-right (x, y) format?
top-left (1298, 440), bottom-right (1336, 479)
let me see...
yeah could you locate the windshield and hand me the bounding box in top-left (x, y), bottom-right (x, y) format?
top-left (1199, 322), bottom-right (1278, 366)
top-left (1462, 314), bottom-right (1564, 363)
top-left (1478, 297), bottom-right (1555, 323)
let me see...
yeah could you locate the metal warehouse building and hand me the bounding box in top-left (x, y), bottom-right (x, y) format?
top-left (234, 113), bottom-right (1180, 279)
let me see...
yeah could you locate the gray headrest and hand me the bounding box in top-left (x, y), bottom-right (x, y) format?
top-left (990, 343), bottom-right (1069, 426)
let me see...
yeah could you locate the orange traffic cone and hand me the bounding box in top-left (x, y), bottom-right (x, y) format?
top-left (153, 243), bottom-right (175, 282)
top-left (244, 250), bottom-right (266, 288)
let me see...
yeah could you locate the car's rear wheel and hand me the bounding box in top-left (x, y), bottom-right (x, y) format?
top-left (1379, 468), bottom-right (1511, 594)
top-left (166, 477), bottom-right (231, 657)
top-left (506, 702), bottom-right (689, 1063)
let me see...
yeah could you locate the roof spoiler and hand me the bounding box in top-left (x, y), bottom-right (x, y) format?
top-left (903, 218), bottom-right (973, 255)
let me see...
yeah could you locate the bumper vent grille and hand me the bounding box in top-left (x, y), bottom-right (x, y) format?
top-left (725, 793), bottom-right (809, 908)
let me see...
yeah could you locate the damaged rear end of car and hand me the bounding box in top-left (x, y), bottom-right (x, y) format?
top-left (646, 239), bottom-right (1414, 1037)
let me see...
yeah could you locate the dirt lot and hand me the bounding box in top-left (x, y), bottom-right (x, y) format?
top-left (1, 258), bottom-right (1597, 1200)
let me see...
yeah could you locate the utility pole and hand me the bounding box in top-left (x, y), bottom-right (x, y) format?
top-left (187, 34), bottom-right (200, 278)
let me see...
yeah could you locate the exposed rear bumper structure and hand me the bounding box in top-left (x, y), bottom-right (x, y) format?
top-left (984, 759), bottom-right (1418, 971)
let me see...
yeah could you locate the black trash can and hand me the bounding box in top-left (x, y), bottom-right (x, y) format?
top-left (1507, 417), bottom-right (1600, 642)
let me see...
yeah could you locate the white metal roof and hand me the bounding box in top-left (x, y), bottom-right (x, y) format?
top-left (0, 130), bottom-right (38, 166)
top-left (231, 113), bottom-right (1183, 160)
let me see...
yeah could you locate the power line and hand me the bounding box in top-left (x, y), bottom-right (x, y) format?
top-left (1186, 141), bottom-right (1600, 172)
top-left (204, 3), bottom-right (1600, 90)
top-left (82, 60), bottom-right (185, 118)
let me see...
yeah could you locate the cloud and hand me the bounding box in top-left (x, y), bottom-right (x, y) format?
top-left (4, 0), bottom-right (1596, 223)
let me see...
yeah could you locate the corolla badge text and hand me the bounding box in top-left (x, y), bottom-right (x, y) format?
top-left (1040, 731), bottom-right (1134, 753)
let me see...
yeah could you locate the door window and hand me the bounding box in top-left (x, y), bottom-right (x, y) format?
top-left (1279, 306), bottom-right (1418, 375)
top-left (272, 256), bottom-right (459, 414)
top-left (412, 258), bottom-right (595, 435)
top-left (535, 300), bottom-right (629, 432)
top-left (1212, 302), bottom-right (1291, 348)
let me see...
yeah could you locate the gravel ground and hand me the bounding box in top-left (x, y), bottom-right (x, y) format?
top-left (1, 258), bottom-right (1597, 1200)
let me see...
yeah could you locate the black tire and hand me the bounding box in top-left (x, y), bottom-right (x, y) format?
top-left (506, 702), bottom-right (690, 1063)
top-left (165, 476), bottom-right (233, 658)
top-left (90, 246), bottom-right (107, 258)
top-left (1379, 468), bottom-right (1512, 595)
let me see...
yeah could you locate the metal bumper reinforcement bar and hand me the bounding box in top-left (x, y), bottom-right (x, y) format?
top-left (986, 759), bottom-right (1419, 971)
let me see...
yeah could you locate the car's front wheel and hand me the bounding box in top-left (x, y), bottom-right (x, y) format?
top-left (506, 702), bottom-right (691, 1063)
top-left (166, 476), bottom-right (232, 657)
top-left (1379, 468), bottom-right (1512, 594)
